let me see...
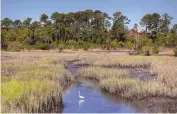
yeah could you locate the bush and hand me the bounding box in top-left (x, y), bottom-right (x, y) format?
top-left (111, 39), bottom-right (118, 49)
top-left (7, 42), bottom-right (24, 52)
top-left (152, 46), bottom-right (160, 54)
top-left (83, 42), bottom-right (90, 51)
top-left (78, 40), bottom-right (84, 48)
top-left (174, 46), bottom-right (177, 57)
top-left (36, 43), bottom-right (49, 50)
top-left (66, 40), bottom-right (79, 50)
top-left (70, 41), bottom-right (78, 50)
top-left (118, 41), bottom-right (124, 48)
top-left (66, 40), bottom-right (74, 49)
top-left (23, 45), bottom-right (35, 50)
top-left (58, 44), bottom-right (65, 52)
top-left (89, 43), bottom-right (102, 49)
top-left (50, 42), bottom-right (59, 49)
top-left (135, 35), bottom-right (152, 54)
top-left (142, 46), bottom-right (151, 56)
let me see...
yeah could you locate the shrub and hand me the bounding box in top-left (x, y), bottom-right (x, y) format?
top-left (58, 44), bottom-right (65, 53)
top-left (142, 46), bottom-right (151, 56)
top-left (125, 41), bottom-right (135, 49)
top-left (106, 45), bottom-right (111, 51)
top-left (89, 43), bottom-right (101, 49)
top-left (174, 46), bottom-right (177, 57)
top-left (125, 41), bottom-right (135, 55)
top-left (78, 40), bottom-right (84, 48)
top-left (152, 46), bottom-right (160, 54)
top-left (7, 42), bottom-right (24, 52)
top-left (50, 42), bottom-right (59, 49)
top-left (66, 40), bottom-right (71, 49)
top-left (83, 42), bottom-right (90, 51)
top-left (135, 35), bottom-right (152, 54)
top-left (118, 41), bottom-right (124, 48)
top-left (36, 43), bottom-right (49, 50)
top-left (111, 39), bottom-right (118, 49)
top-left (73, 42), bottom-right (79, 50)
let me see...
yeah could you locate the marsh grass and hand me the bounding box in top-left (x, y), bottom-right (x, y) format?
top-left (1, 55), bottom-right (74, 113)
top-left (79, 67), bottom-right (127, 82)
top-left (94, 56), bottom-right (151, 68)
top-left (78, 56), bottom-right (177, 100)
top-left (100, 78), bottom-right (168, 100)
top-left (1, 80), bottom-right (62, 113)
top-left (2, 51), bottom-right (177, 109)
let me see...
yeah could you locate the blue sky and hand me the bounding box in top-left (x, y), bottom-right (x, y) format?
top-left (1, 0), bottom-right (177, 29)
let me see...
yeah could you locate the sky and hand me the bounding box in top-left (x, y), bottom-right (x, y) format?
top-left (1, 0), bottom-right (177, 29)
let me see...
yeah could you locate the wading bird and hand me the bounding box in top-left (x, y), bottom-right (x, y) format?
top-left (78, 91), bottom-right (84, 99)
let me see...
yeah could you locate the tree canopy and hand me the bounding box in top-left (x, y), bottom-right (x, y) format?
top-left (1, 10), bottom-right (177, 52)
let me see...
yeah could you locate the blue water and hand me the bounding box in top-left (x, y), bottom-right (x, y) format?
top-left (63, 82), bottom-right (136, 113)
top-left (63, 62), bottom-right (137, 113)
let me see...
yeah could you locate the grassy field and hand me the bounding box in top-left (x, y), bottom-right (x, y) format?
top-left (1, 50), bottom-right (177, 112)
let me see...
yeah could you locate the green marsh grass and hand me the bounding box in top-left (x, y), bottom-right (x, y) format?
top-left (2, 80), bottom-right (62, 113)
top-left (1, 55), bottom-right (74, 113)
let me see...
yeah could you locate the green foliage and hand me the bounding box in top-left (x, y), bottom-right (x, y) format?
top-left (136, 35), bottom-right (152, 54)
top-left (73, 41), bottom-right (79, 50)
top-left (50, 42), bottom-right (59, 49)
top-left (142, 46), bottom-right (151, 56)
top-left (156, 34), bottom-right (166, 47)
top-left (58, 43), bottom-right (65, 52)
top-left (125, 41), bottom-right (135, 49)
top-left (36, 43), bottom-right (49, 50)
top-left (166, 33), bottom-right (177, 47)
top-left (40, 14), bottom-right (48, 24)
top-left (111, 39), bottom-right (118, 49)
top-left (83, 42), bottom-right (90, 51)
top-left (7, 42), bottom-right (23, 52)
top-left (66, 40), bottom-right (79, 49)
top-left (118, 41), bottom-right (125, 48)
top-left (152, 46), bottom-right (160, 54)
top-left (1, 11), bottom-right (176, 51)
top-left (89, 43), bottom-right (102, 49)
top-left (67, 40), bottom-right (74, 49)
top-left (112, 12), bottom-right (130, 42)
top-left (174, 46), bottom-right (177, 57)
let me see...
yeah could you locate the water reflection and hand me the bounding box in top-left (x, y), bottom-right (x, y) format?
top-left (63, 82), bottom-right (136, 113)
top-left (79, 99), bottom-right (85, 111)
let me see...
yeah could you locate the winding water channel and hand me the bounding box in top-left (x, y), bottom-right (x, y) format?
top-left (62, 62), bottom-right (140, 113)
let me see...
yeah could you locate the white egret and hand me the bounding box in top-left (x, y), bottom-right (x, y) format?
top-left (78, 91), bottom-right (84, 99)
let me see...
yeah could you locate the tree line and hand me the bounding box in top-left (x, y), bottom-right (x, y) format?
top-left (1, 10), bottom-right (177, 54)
